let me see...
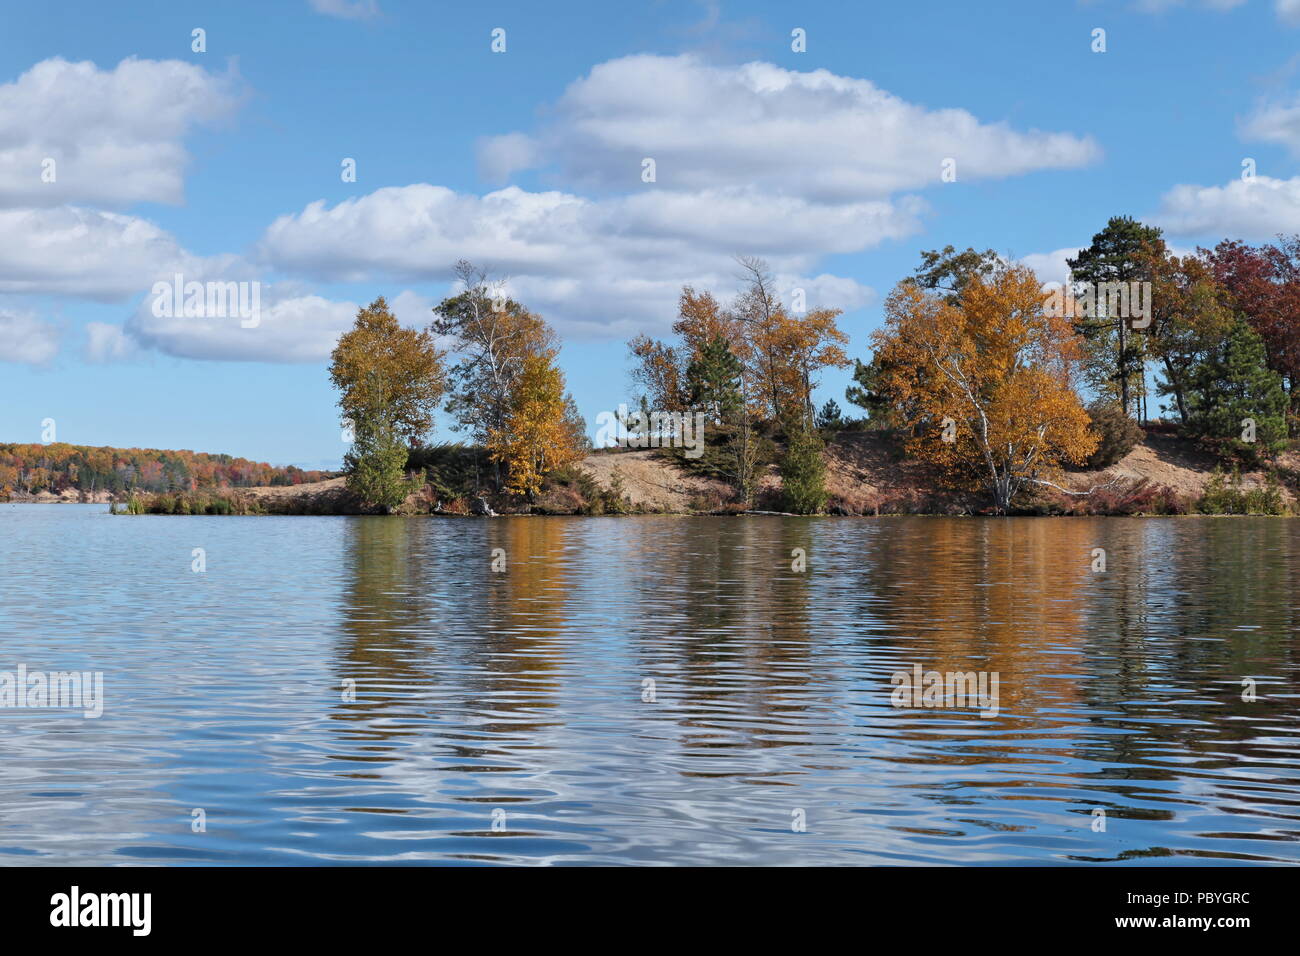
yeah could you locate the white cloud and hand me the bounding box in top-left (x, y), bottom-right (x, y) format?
top-left (1156, 174), bottom-right (1300, 237)
top-left (308, 0), bottom-right (380, 19)
top-left (0, 308), bottom-right (60, 364)
top-left (256, 183), bottom-right (908, 337)
top-left (477, 133), bottom-right (539, 185)
top-left (477, 55), bottom-right (1100, 201)
top-left (0, 57), bottom-right (241, 209)
top-left (1018, 248), bottom-right (1085, 286)
top-left (1241, 96), bottom-right (1300, 154)
top-left (388, 289), bottom-right (436, 330)
top-left (258, 184), bottom-right (923, 279)
top-left (125, 286), bottom-right (360, 363)
top-left (1278, 0), bottom-right (1300, 25)
top-left (0, 206), bottom-right (220, 300)
top-left (84, 321), bottom-right (139, 363)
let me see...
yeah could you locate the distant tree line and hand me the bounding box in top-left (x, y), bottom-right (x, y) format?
top-left (0, 443), bottom-right (327, 499)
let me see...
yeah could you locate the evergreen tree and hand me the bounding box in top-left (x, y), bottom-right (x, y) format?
top-left (815, 398), bottom-right (844, 431)
top-left (845, 357), bottom-right (894, 426)
top-left (910, 245), bottom-right (1002, 304)
top-left (686, 334), bottom-right (744, 424)
top-left (779, 423), bottom-right (828, 514)
top-left (1067, 216), bottom-right (1165, 419)
top-left (1185, 318), bottom-right (1288, 460)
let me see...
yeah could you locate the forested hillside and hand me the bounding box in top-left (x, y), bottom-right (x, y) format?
top-left (0, 443), bottom-right (329, 498)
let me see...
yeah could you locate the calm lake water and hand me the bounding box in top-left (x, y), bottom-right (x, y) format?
top-left (1, 503), bottom-right (1298, 866)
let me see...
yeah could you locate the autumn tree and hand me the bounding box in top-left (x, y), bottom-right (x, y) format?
top-left (330, 296), bottom-right (447, 446)
top-left (629, 287), bottom-right (746, 412)
top-left (732, 257), bottom-right (849, 426)
top-left (870, 264), bottom-right (1098, 512)
top-left (488, 353), bottom-right (585, 500)
top-left (1140, 248), bottom-right (1235, 423)
top-left (1202, 237), bottom-right (1300, 426)
top-left (431, 260), bottom-right (557, 486)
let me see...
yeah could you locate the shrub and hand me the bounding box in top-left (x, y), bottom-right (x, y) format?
top-left (406, 442), bottom-right (482, 500)
top-left (1197, 468), bottom-right (1287, 515)
top-left (544, 464), bottom-right (634, 515)
top-left (1085, 401), bottom-right (1144, 469)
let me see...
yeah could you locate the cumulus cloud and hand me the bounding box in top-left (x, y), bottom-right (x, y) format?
top-left (1279, 0), bottom-right (1300, 25)
top-left (1, 52), bottom-right (1098, 356)
top-left (84, 321), bottom-right (139, 363)
top-left (476, 55), bottom-right (1100, 200)
top-left (0, 57), bottom-right (241, 209)
top-left (261, 184), bottom-right (923, 277)
top-left (0, 205), bottom-right (229, 300)
top-left (1156, 174), bottom-right (1300, 237)
top-left (1241, 97), bottom-right (1300, 155)
top-left (0, 308), bottom-right (60, 364)
top-left (125, 285), bottom-right (360, 363)
top-left (257, 183), bottom-right (909, 336)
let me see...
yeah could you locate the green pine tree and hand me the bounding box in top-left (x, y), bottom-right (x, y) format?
top-left (779, 423), bottom-right (828, 514)
top-left (686, 335), bottom-right (744, 424)
top-left (815, 398), bottom-right (844, 431)
top-left (1067, 216), bottom-right (1165, 419)
top-left (1185, 318), bottom-right (1288, 461)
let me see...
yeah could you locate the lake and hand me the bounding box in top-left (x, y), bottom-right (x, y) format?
top-left (1, 504), bottom-right (1297, 865)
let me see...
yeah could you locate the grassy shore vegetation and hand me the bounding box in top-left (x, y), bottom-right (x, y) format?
top-left (117, 216), bottom-right (1300, 517)
top-left (112, 492), bottom-right (265, 515)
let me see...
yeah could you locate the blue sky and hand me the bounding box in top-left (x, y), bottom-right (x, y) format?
top-left (3, 0), bottom-right (1300, 468)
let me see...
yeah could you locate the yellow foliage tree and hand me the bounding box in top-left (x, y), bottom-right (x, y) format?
top-left (630, 269), bottom-right (848, 427)
top-left (488, 353), bottom-right (584, 499)
top-left (871, 265), bottom-right (1098, 511)
top-left (330, 296), bottom-right (447, 446)
top-left (732, 257), bottom-right (849, 425)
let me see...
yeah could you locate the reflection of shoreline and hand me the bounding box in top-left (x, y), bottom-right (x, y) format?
top-left (327, 517), bottom-right (569, 762)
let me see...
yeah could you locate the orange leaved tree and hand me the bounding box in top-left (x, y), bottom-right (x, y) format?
top-left (487, 353), bottom-right (584, 500)
top-left (871, 264), bottom-right (1097, 512)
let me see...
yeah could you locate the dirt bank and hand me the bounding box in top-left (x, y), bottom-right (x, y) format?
top-left (203, 432), bottom-right (1296, 516)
